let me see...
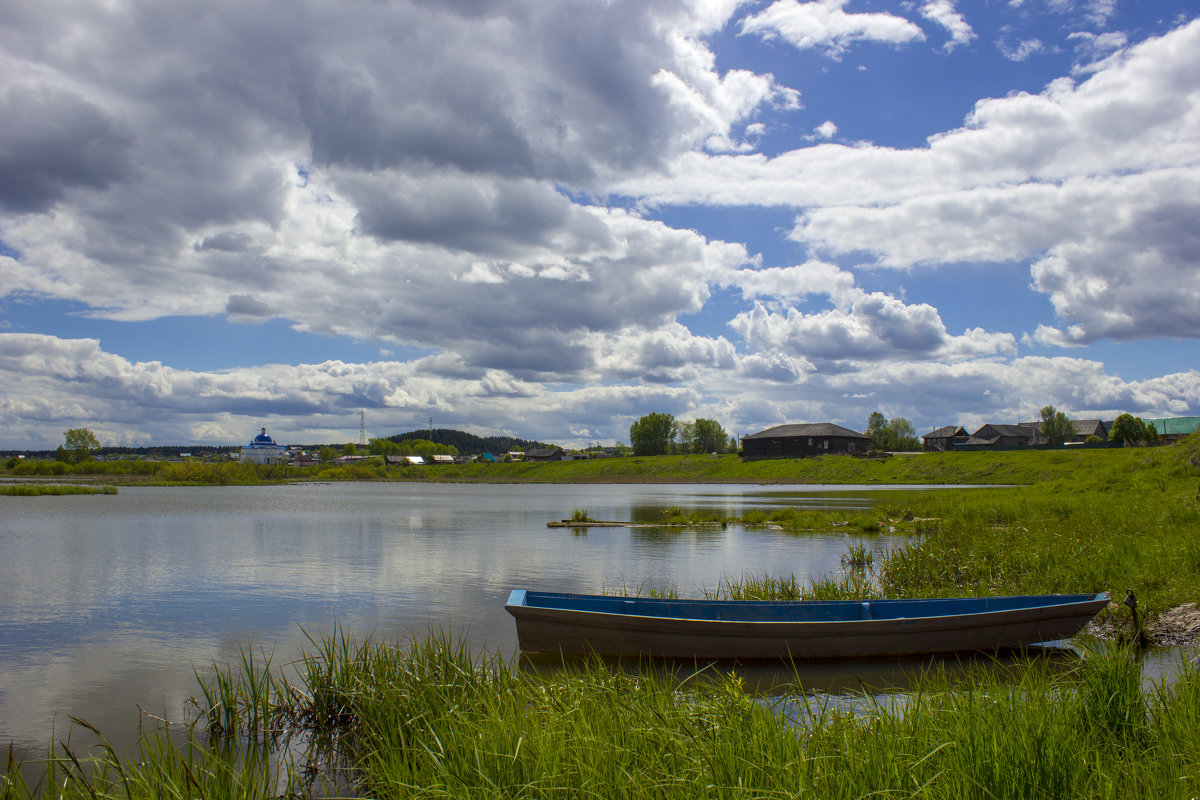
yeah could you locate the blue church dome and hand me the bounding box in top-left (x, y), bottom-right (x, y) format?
top-left (252, 427), bottom-right (276, 445)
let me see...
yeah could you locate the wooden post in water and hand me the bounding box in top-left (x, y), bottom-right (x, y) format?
top-left (1123, 588), bottom-right (1149, 649)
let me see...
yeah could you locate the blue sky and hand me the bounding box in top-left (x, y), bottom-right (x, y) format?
top-left (1, 0), bottom-right (1198, 449)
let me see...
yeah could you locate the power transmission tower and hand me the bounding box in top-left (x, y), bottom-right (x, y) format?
top-left (360, 409), bottom-right (366, 447)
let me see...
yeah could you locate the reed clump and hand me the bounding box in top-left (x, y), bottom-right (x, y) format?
top-left (706, 570), bottom-right (878, 602)
top-left (753, 506), bottom-right (887, 532)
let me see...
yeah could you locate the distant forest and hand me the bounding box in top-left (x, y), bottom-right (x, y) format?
top-left (388, 428), bottom-right (552, 455)
top-left (2, 429), bottom-right (553, 459)
top-left (0, 445), bottom-right (237, 459)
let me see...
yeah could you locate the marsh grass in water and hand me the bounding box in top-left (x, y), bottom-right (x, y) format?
top-left (661, 505), bottom-right (728, 526)
top-left (604, 579), bottom-right (680, 598)
top-left (753, 506), bottom-right (887, 533)
top-left (0, 484), bottom-right (117, 496)
top-left (703, 571), bottom-right (878, 602)
top-left (8, 633), bottom-right (1199, 799)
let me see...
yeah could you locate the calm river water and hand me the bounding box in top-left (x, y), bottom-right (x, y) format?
top-left (1, 482), bottom-right (922, 756)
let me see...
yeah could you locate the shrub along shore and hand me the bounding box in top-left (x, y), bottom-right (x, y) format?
top-left (4, 436), bottom-right (1199, 798)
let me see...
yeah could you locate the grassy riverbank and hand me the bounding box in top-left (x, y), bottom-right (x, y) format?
top-left (6, 633), bottom-right (1199, 799)
top-left (4, 441), bottom-right (1190, 486)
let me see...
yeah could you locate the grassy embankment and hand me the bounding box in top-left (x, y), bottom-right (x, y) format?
top-left (0, 443), bottom-right (1155, 485)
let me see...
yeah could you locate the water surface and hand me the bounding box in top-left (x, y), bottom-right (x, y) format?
top-left (0, 482), bottom-right (906, 754)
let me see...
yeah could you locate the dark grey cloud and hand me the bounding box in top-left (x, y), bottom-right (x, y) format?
top-left (225, 294), bottom-right (275, 318)
top-left (460, 331), bottom-right (595, 378)
top-left (195, 232), bottom-right (254, 253)
top-left (348, 174), bottom-right (614, 257)
top-left (0, 86), bottom-right (134, 213)
top-left (290, 0), bottom-right (690, 187)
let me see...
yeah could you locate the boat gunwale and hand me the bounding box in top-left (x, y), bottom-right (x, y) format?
top-left (505, 589), bottom-right (1111, 628)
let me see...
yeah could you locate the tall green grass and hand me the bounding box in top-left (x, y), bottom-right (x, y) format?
top-left (296, 637), bottom-right (1200, 800)
top-left (7, 632), bottom-right (1200, 799)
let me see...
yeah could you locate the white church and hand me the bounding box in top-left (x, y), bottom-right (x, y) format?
top-left (240, 427), bottom-right (288, 464)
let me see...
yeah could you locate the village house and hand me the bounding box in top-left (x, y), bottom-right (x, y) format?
top-left (922, 425), bottom-right (969, 452)
top-left (524, 447), bottom-right (566, 462)
top-left (961, 424), bottom-right (1048, 448)
top-left (1067, 419), bottom-right (1109, 442)
top-left (741, 423), bottom-right (870, 460)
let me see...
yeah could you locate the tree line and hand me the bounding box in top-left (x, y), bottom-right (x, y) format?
top-left (864, 413), bottom-right (921, 451)
top-left (389, 428), bottom-right (552, 456)
top-left (628, 413), bottom-right (732, 456)
top-left (15, 408), bottom-right (1176, 473)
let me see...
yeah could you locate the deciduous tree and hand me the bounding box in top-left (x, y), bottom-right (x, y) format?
top-left (884, 418), bottom-right (920, 451)
top-left (672, 420), bottom-right (695, 455)
top-left (630, 412), bottom-right (675, 456)
top-left (368, 438), bottom-right (402, 456)
top-left (866, 413), bottom-right (919, 450)
top-left (1109, 413), bottom-right (1148, 445)
top-left (691, 418), bottom-right (729, 454)
top-left (60, 428), bottom-right (100, 464)
top-left (1040, 406), bottom-right (1077, 445)
top-left (866, 412), bottom-right (887, 450)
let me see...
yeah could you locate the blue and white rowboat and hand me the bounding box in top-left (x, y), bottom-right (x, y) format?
top-left (505, 589), bottom-right (1111, 659)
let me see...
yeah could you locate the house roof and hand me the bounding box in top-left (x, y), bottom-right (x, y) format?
top-left (923, 425), bottom-right (967, 439)
top-left (1147, 417), bottom-right (1200, 436)
top-left (963, 436), bottom-right (1000, 446)
top-left (744, 423), bottom-right (869, 440)
top-left (975, 423), bottom-right (1042, 438)
top-left (526, 447), bottom-right (565, 457)
top-left (1070, 419), bottom-right (1107, 437)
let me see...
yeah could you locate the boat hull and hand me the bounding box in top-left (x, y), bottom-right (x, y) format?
top-left (505, 590), bottom-right (1111, 659)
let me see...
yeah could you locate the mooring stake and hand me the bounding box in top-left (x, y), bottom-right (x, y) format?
top-left (1123, 588), bottom-right (1149, 648)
